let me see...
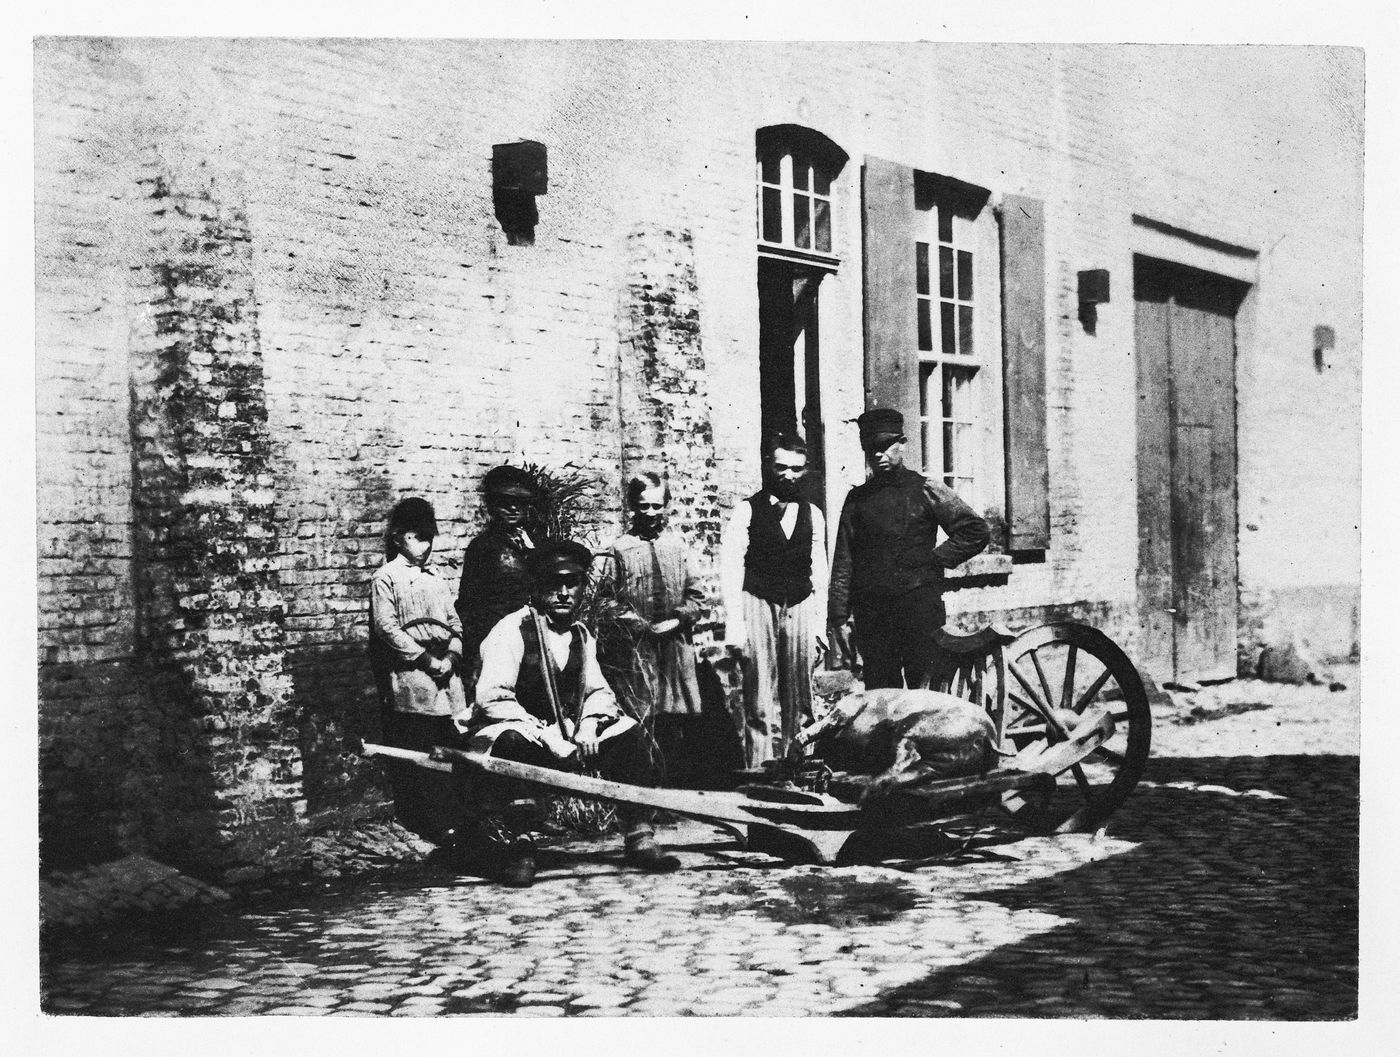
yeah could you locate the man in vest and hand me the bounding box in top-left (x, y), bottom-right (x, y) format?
top-left (720, 433), bottom-right (829, 767)
top-left (465, 540), bottom-right (681, 887)
top-left (827, 409), bottom-right (991, 690)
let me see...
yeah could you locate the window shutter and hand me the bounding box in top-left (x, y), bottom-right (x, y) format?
top-left (861, 156), bottom-right (920, 457)
top-left (999, 194), bottom-right (1050, 551)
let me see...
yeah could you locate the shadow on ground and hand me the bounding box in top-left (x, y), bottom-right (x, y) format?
top-left (838, 753), bottom-right (1359, 1019)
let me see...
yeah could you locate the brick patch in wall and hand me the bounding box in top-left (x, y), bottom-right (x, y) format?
top-left (123, 171), bottom-right (304, 878)
top-left (617, 223), bottom-right (723, 634)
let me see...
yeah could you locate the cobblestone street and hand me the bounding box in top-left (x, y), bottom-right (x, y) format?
top-left (39, 671), bottom-right (1360, 1019)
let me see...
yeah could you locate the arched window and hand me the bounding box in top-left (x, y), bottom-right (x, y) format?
top-left (756, 125), bottom-right (849, 264)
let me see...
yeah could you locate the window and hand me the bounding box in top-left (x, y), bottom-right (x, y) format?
top-left (863, 158), bottom-right (1048, 553)
top-left (914, 176), bottom-right (994, 506)
top-left (756, 125), bottom-right (848, 266)
top-left (758, 150), bottom-right (833, 254)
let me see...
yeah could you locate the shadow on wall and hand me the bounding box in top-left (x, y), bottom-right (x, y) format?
top-left (836, 753), bottom-right (1359, 1019)
top-left (38, 660), bottom-right (169, 871)
top-left (293, 427), bottom-right (400, 822)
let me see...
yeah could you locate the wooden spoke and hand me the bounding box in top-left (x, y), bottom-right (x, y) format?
top-left (1072, 667), bottom-right (1115, 714)
top-left (1009, 661), bottom-right (1051, 716)
top-left (1030, 649), bottom-right (1056, 718)
top-left (1090, 744), bottom-right (1127, 766)
top-left (1059, 644), bottom-right (1078, 713)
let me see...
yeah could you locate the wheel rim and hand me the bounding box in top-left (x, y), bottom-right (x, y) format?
top-left (1001, 622), bottom-right (1152, 832)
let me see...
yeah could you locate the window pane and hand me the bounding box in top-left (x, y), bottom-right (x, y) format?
top-left (941, 302), bottom-right (955, 356)
top-left (943, 367), bottom-right (971, 420)
top-left (793, 160), bottom-right (809, 191)
top-left (959, 305), bottom-right (974, 356)
top-left (761, 152), bottom-right (780, 184)
top-left (939, 246), bottom-right (955, 299)
top-left (918, 299), bottom-right (932, 352)
top-left (957, 250), bottom-right (973, 301)
top-left (938, 207), bottom-right (953, 244)
top-left (919, 363), bottom-right (933, 416)
top-left (946, 427), bottom-right (976, 474)
top-left (814, 167), bottom-right (831, 195)
top-left (814, 198), bottom-right (831, 253)
top-left (916, 243), bottom-right (930, 295)
top-left (793, 193), bottom-right (811, 248)
top-left (762, 187), bottom-right (783, 242)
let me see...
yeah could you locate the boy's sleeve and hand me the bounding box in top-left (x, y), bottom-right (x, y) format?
top-left (827, 497), bottom-right (855, 626)
top-left (675, 541), bottom-right (706, 627)
top-left (470, 616), bottom-right (536, 726)
top-left (922, 479), bottom-right (991, 568)
top-left (719, 503), bottom-right (750, 631)
top-left (370, 571), bottom-right (426, 665)
top-left (440, 580), bottom-right (464, 658)
top-left (810, 505), bottom-right (829, 620)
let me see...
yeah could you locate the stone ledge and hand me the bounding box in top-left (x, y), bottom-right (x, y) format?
top-left (943, 552), bottom-right (1014, 585)
top-left (41, 855), bottom-right (230, 930)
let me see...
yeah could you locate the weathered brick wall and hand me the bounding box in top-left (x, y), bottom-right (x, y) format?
top-left (617, 223), bottom-right (722, 616)
top-left (36, 40), bottom-right (1362, 872)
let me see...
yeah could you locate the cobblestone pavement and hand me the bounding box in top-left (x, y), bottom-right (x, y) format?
top-left (39, 670), bottom-right (1359, 1019)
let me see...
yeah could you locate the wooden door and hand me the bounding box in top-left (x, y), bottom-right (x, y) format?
top-left (1135, 256), bottom-right (1246, 682)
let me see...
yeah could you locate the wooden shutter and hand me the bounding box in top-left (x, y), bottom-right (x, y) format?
top-left (861, 157), bottom-right (920, 455)
top-left (999, 194), bottom-right (1050, 551)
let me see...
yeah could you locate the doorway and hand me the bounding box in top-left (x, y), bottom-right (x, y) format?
top-left (1134, 255), bottom-right (1249, 683)
top-left (758, 257), bottom-right (826, 509)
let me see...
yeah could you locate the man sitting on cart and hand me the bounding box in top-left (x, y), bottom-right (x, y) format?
top-left (463, 539), bottom-right (682, 887)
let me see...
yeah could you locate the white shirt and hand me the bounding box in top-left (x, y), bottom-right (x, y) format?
top-left (467, 605), bottom-right (621, 732)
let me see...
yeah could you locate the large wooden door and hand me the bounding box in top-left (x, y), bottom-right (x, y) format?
top-left (1135, 256), bottom-right (1247, 682)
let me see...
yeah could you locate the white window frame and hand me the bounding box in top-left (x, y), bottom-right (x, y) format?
top-left (756, 136), bottom-right (842, 269)
top-left (914, 180), bottom-right (1004, 514)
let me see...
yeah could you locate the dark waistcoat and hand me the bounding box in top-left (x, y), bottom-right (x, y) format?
top-left (848, 468), bottom-right (943, 600)
top-left (516, 612), bottom-right (585, 727)
top-left (742, 492), bottom-right (814, 606)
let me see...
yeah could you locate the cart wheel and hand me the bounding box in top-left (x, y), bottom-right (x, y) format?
top-left (1000, 622), bottom-right (1151, 833)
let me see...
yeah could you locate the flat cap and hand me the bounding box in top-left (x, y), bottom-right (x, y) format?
top-left (481, 464), bottom-right (540, 499)
top-left (525, 539), bottom-right (594, 580)
top-left (857, 408), bottom-right (905, 450)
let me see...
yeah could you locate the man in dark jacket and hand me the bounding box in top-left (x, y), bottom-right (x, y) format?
top-left (827, 409), bottom-right (991, 690)
top-left (456, 466), bottom-right (540, 688)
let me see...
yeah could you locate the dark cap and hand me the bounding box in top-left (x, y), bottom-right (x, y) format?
top-left (857, 408), bottom-right (905, 450)
top-left (387, 497), bottom-right (438, 538)
top-left (481, 465), bottom-right (539, 500)
top-left (526, 540), bottom-right (595, 582)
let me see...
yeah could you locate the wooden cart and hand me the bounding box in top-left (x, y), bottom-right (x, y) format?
top-left (362, 621), bottom-right (1152, 864)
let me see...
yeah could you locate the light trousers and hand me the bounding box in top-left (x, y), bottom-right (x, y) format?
top-left (738, 591), bottom-right (817, 767)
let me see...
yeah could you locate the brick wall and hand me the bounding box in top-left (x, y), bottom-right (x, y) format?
top-left (36, 39), bottom-right (1362, 872)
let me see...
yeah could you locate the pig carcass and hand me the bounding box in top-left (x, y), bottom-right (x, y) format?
top-left (802, 688), bottom-right (998, 804)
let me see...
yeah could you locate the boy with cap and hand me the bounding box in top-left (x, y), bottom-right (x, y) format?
top-left (827, 409), bottom-right (991, 690)
top-left (369, 497), bottom-right (471, 846)
top-left (464, 539), bottom-right (681, 887)
top-left (456, 465), bottom-right (540, 689)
